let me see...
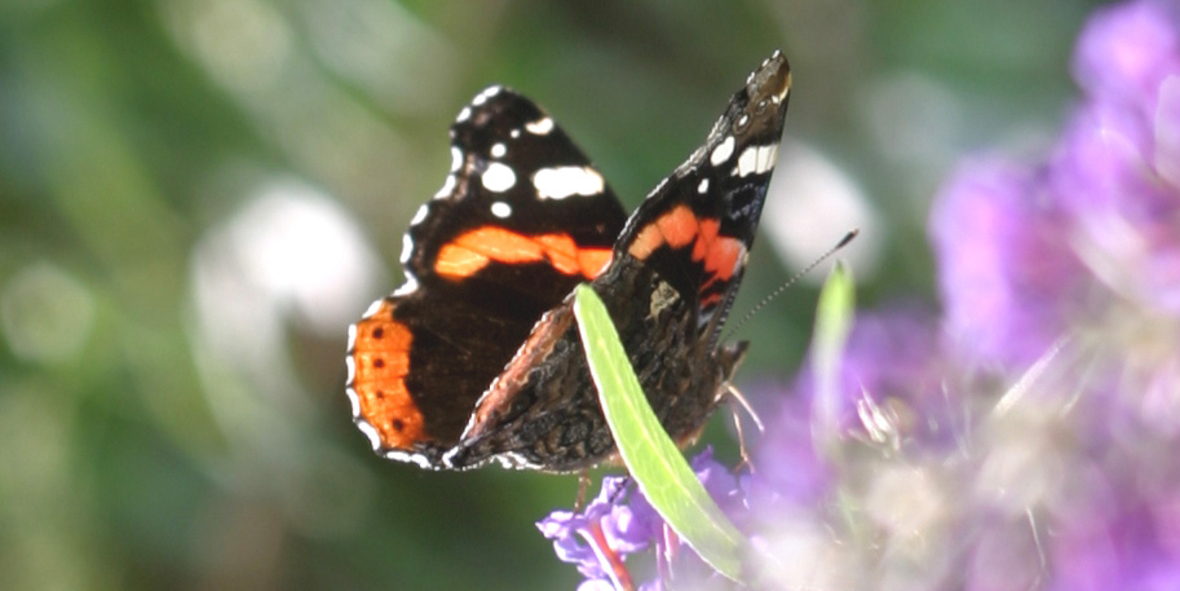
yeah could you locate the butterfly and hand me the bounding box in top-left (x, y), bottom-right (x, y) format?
top-left (346, 51), bottom-right (790, 472)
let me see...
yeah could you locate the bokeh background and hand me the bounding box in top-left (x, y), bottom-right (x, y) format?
top-left (0, 0), bottom-right (1110, 588)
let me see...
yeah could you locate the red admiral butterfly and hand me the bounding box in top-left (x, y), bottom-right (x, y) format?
top-left (346, 51), bottom-right (791, 472)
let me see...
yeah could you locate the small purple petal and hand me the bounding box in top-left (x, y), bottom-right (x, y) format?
top-left (1050, 103), bottom-right (1154, 215)
top-left (690, 448), bottom-right (743, 515)
top-left (576, 579), bottom-right (616, 591)
top-left (1051, 102), bottom-right (1180, 312)
top-left (1140, 356), bottom-right (1180, 438)
top-left (537, 510), bottom-right (580, 538)
top-left (966, 518), bottom-right (1044, 591)
top-left (1138, 563), bottom-right (1180, 591)
top-left (622, 487), bottom-right (662, 542)
top-left (601, 504), bottom-right (650, 554)
top-left (1073, 0), bottom-right (1180, 112)
top-left (1155, 75), bottom-right (1180, 185)
top-left (538, 506), bottom-right (608, 578)
top-left (750, 388), bottom-right (831, 508)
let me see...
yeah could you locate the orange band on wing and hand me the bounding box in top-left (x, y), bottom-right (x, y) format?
top-left (627, 205), bottom-right (746, 296)
top-left (350, 300), bottom-right (427, 449)
top-left (534, 234), bottom-right (581, 276)
top-left (434, 227), bottom-right (612, 280)
top-left (691, 219), bottom-right (721, 261)
top-left (702, 235), bottom-right (744, 281)
top-left (629, 205), bottom-right (689, 259)
top-left (577, 248), bottom-right (613, 278)
top-left (657, 205), bottom-right (700, 249)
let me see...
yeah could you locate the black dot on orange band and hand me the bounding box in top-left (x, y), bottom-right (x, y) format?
top-left (392, 419), bottom-right (405, 431)
top-left (372, 327), bottom-right (384, 339)
top-left (373, 358), bottom-right (385, 368)
top-left (375, 390), bottom-right (385, 399)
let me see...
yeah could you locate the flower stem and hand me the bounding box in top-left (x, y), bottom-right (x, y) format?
top-left (585, 520), bottom-right (636, 591)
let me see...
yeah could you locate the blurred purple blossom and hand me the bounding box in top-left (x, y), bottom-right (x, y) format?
top-left (930, 159), bottom-right (1087, 367)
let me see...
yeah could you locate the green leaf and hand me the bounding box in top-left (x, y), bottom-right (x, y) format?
top-left (812, 261), bottom-right (855, 372)
top-left (810, 261), bottom-right (856, 452)
top-left (573, 284), bottom-right (747, 583)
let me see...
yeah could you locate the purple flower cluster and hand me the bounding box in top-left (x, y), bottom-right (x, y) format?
top-left (539, 1), bottom-right (1180, 589)
top-left (537, 448), bottom-right (744, 591)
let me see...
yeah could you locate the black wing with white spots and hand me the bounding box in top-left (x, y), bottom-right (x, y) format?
top-left (401, 85), bottom-right (628, 292)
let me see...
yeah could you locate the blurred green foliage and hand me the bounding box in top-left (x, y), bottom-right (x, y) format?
top-left (0, 0), bottom-right (1104, 588)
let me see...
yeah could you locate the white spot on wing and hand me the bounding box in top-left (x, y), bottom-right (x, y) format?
top-left (761, 144), bottom-right (779, 171)
top-left (697, 178), bottom-right (710, 194)
top-left (451, 147), bottom-right (463, 172)
top-left (510, 129), bottom-right (521, 138)
top-left (435, 175), bottom-right (457, 199)
top-left (399, 233), bottom-right (413, 263)
top-left (472, 85), bottom-right (502, 107)
top-left (346, 324), bottom-right (358, 353)
top-left (531, 166), bottom-right (604, 200)
top-left (736, 147), bottom-right (757, 177)
top-left (494, 452), bottom-right (540, 470)
top-left (482, 162), bottom-right (517, 192)
top-left (386, 449), bottom-right (433, 469)
top-left (491, 143), bottom-right (507, 158)
top-left (393, 273), bottom-right (419, 296)
top-left (345, 386), bottom-right (360, 416)
top-left (734, 144), bottom-right (779, 177)
top-left (525, 117), bottom-right (554, 135)
top-left (710, 135), bottom-right (735, 165)
top-left (410, 204), bottom-right (429, 226)
top-left (490, 201), bottom-right (512, 218)
top-left (651, 177), bottom-right (668, 195)
top-left (362, 299), bottom-right (384, 318)
top-left (357, 419), bottom-right (383, 450)
top-left (456, 106), bottom-right (471, 122)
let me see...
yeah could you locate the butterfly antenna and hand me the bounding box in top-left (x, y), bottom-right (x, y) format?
top-left (723, 229), bottom-right (859, 341)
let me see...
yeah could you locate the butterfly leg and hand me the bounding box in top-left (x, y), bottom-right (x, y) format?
top-left (575, 469), bottom-right (592, 510)
top-left (724, 383), bottom-right (765, 473)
